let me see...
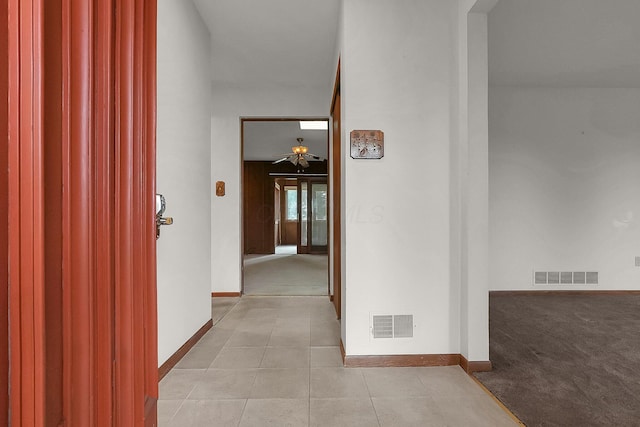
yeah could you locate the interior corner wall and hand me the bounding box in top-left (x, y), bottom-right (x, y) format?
top-left (461, 11), bottom-right (490, 362)
top-left (341, 0), bottom-right (454, 356)
top-left (489, 87), bottom-right (640, 291)
top-left (156, 0), bottom-right (212, 366)
top-left (454, 0), bottom-right (497, 364)
top-left (210, 85), bottom-right (329, 294)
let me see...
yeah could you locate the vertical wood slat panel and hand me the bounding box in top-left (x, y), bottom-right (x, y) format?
top-left (143, 2), bottom-right (159, 424)
top-left (6, 0), bottom-right (21, 415)
top-left (115, 0), bottom-right (136, 424)
top-left (93, 0), bottom-right (116, 424)
top-left (0, 0), bottom-right (10, 422)
top-left (61, 0), bottom-right (119, 424)
top-left (8, 0), bottom-right (46, 425)
top-left (115, 1), bottom-right (158, 423)
top-left (62, 0), bottom-right (95, 425)
top-left (43, 0), bottom-right (65, 423)
top-left (60, 0), bottom-right (73, 423)
top-left (133, 0), bottom-right (145, 422)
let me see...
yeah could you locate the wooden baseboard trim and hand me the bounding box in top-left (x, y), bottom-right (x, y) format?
top-left (491, 290), bottom-right (640, 296)
top-left (459, 354), bottom-right (492, 373)
top-left (158, 319), bottom-right (213, 381)
top-left (339, 339), bottom-right (492, 372)
top-left (341, 349), bottom-right (460, 368)
top-left (344, 353), bottom-right (460, 368)
top-left (211, 292), bottom-right (241, 298)
top-left (329, 294), bottom-right (334, 302)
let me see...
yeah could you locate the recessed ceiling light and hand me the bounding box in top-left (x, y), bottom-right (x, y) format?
top-left (299, 121), bottom-right (328, 130)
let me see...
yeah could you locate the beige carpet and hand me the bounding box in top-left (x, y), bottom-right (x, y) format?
top-left (243, 254), bottom-right (328, 296)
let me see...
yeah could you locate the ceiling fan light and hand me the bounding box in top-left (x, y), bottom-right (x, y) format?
top-left (292, 145), bottom-right (308, 154)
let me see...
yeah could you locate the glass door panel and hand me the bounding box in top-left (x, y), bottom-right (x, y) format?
top-left (311, 183), bottom-right (327, 248)
top-left (298, 181), bottom-right (308, 252)
top-left (297, 179), bottom-right (327, 254)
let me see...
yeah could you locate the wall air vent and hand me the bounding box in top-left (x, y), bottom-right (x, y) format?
top-left (586, 272), bottom-right (598, 284)
top-left (534, 271), bottom-right (598, 285)
top-left (371, 314), bottom-right (414, 339)
top-left (372, 315), bottom-right (393, 338)
top-left (394, 315), bottom-right (414, 338)
top-left (534, 271), bottom-right (547, 285)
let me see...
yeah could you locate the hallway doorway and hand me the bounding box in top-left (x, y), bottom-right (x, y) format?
top-left (241, 119), bottom-right (330, 296)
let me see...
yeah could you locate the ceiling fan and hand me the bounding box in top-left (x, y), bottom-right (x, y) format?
top-left (272, 138), bottom-right (324, 169)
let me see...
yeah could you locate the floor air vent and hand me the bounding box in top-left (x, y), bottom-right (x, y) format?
top-left (372, 315), bottom-right (414, 338)
top-left (534, 271), bottom-right (598, 285)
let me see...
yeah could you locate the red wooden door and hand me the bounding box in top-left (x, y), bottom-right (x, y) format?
top-left (4, 0), bottom-right (159, 425)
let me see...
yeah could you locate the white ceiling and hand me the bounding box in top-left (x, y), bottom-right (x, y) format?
top-left (489, 0), bottom-right (640, 87)
top-left (192, 0), bottom-right (340, 87)
top-left (192, 0), bottom-right (339, 160)
top-left (190, 0), bottom-right (640, 158)
top-left (242, 121), bottom-right (328, 161)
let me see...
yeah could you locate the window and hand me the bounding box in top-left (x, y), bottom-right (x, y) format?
top-left (285, 187), bottom-right (297, 221)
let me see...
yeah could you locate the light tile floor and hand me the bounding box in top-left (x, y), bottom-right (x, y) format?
top-left (159, 296), bottom-right (518, 427)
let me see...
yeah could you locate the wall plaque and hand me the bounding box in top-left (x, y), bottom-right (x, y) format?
top-left (350, 130), bottom-right (384, 159)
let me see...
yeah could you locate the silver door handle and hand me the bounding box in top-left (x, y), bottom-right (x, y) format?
top-left (156, 193), bottom-right (174, 239)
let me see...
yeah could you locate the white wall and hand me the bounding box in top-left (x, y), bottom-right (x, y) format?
top-left (453, 0), bottom-right (496, 364)
top-left (209, 0), bottom-right (493, 362)
top-left (157, 0), bottom-right (212, 366)
top-left (210, 84), bottom-right (330, 293)
top-left (341, 0), bottom-right (454, 356)
top-left (489, 87), bottom-right (640, 290)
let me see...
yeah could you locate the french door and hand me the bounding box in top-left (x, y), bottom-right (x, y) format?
top-left (297, 178), bottom-right (328, 255)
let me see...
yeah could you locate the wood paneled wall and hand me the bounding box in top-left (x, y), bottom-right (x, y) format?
top-left (243, 161), bottom-right (327, 254)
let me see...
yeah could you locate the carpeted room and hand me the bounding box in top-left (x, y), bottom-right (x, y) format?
top-left (476, 292), bottom-right (640, 426)
top-left (477, 1), bottom-right (640, 426)
top-left (243, 252), bottom-right (328, 296)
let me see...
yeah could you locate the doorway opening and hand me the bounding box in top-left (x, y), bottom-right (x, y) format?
top-left (242, 119), bottom-right (330, 296)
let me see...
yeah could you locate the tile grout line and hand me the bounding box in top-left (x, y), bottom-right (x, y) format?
top-left (308, 338), bottom-right (312, 427)
top-left (237, 300), bottom-right (262, 425)
top-left (212, 297), bottom-right (242, 328)
top-left (236, 399), bottom-right (249, 427)
top-left (164, 398), bottom-right (187, 426)
top-left (360, 369), bottom-right (383, 427)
